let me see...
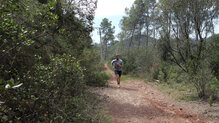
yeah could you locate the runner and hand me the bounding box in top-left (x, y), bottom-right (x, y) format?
top-left (111, 54), bottom-right (123, 87)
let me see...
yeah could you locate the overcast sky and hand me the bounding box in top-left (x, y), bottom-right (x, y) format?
top-left (95, 0), bottom-right (134, 17)
top-left (91, 0), bottom-right (135, 43)
top-left (91, 0), bottom-right (219, 44)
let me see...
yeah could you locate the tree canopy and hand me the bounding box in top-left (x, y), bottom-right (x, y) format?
top-left (0, 0), bottom-right (110, 122)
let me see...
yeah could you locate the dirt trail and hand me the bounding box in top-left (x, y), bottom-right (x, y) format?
top-left (93, 64), bottom-right (216, 123)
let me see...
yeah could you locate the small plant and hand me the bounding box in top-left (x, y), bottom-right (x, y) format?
top-left (188, 61), bottom-right (213, 98)
top-left (209, 95), bottom-right (213, 107)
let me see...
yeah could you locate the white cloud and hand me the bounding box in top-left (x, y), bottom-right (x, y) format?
top-left (95, 0), bottom-right (135, 17)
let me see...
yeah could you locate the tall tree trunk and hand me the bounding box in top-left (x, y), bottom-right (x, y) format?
top-left (138, 24), bottom-right (143, 49)
top-left (128, 26), bottom-right (136, 56)
top-left (145, 9), bottom-right (149, 47)
top-left (105, 42), bottom-right (107, 60)
top-left (146, 24), bottom-right (149, 47)
top-left (138, 31), bottom-right (142, 49)
top-left (98, 28), bottom-right (104, 61)
top-left (153, 24), bottom-right (156, 48)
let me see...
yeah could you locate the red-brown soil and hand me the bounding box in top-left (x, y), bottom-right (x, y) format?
top-left (92, 64), bottom-right (217, 123)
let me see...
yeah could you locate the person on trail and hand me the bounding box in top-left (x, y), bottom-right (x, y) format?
top-left (111, 54), bottom-right (123, 87)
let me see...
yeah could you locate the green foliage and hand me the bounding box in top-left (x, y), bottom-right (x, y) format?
top-left (111, 0), bottom-right (219, 100)
top-left (91, 71), bottom-right (111, 86)
top-left (153, 60), bottom-right (219, 99)
top-left (100, 18), bottom-right (115, 42)
top-left (120, 76), bottom-right (130, 82)
top-left (0, 54), bottom-right (107, 122)
top-left (178, 94), bottom-right (198, 101)
top-left (208, 34), bottom-right (219, 79)
top-left (188, 63), bottom-right (213, 98)
top-left (122, 55), bottom-right (137, 75)
top-left (100, 18), bottom-right (115, 60)
top-left (157, 62), bottom-right (169, 82)
top-left (158, 70), bottom-right (165, 82)
top-left (108, 47), bottom-right (156, 76)
top-left (208, 77), bottom-right (219, 98)
top-left (155, 80), bottom-right (198, 101)
top-left (209, 95), bottom-right (213, 107)
top-left (80, 49), bottom-right (110, 86)
top-left (0, 0), bottom-right (109, 122)
top-left (151, 67), bottom-right (159, 80)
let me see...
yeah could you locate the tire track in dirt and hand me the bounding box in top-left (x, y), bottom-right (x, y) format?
top-left (92, 64), bottom-right (215, 123)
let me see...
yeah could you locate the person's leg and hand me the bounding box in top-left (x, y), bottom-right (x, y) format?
top-left (117, 71), bottom-right (121, 87)
top-left (117, 74), bottom-right (120, 85)
top-left (115, 71), bottom-right (121, 87)
top-left (115, 70), bottom-right (119, 84)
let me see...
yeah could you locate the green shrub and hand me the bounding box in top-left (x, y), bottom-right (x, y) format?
top-left (157, 62), bottom-right (169, 82)
top-left (209, 95), bottom-right (213, 107)
top-left (152, 67), bottom-right (160, 80)
top-left (80, 49), bottom-right (110, 86)
top-left (121, 56), bottom-right (137, 75)
top-left (0, 54), bottom-right (106, 122)
top-left (208, 34), bottom-right (219, 79)
top-left (92, 71), bottom-right (111, 86)
top-left (208, 77), bottom-right (219, 99)
top-left (0, 0), bottom-right (106, 122)
top-left (188, 64), bottom-right (213, 98)
top-left (158, 70), bottom-right (165, 82)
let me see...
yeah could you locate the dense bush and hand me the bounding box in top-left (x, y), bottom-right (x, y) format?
top-left (80, 49), bottom-right (110, 86)
top-left (0, 54), bottom-right (108, 122)
top-left (0, 0), bottom-right (109, 122)
top-left (208, 77), bottom-right (219, 99)
top-left (155, 60), bottom-right (219, 98)
top-left (188, 64), bottom-right (213, 98)
top-left (208, 34), bottom-right (219, 79)
top-left (121, 56), bottom-right (137, 75)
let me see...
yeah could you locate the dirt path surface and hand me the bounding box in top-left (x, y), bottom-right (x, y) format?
top-left (92, 64), bottom-right (216, 123)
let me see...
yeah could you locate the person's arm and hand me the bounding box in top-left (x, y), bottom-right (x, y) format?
top-left (120, 60), bottom-right (123, 68)
top-left (111, 60), bottom-right (114, 66)
top-left (121, 60), bottom-right (123, 68)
